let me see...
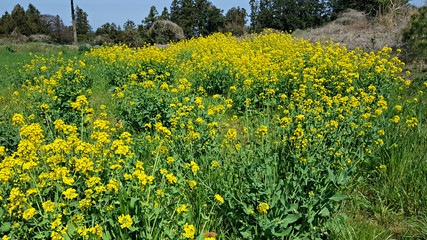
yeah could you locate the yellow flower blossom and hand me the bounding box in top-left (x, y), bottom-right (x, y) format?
top-left (214, 194), bottom-right (224, 204)
top-left (118, 214), bottom-right (133, 229)
top-left (257, 202), bottom-right (269, 214)
top-left (182, 223), bottom-right (196, 239)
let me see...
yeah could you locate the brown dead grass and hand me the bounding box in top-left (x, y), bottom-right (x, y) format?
top-left (293, 7), bottom-right (418, 52)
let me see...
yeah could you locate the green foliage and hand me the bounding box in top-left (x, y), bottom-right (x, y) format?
top-left (250, 0), bottom-right (331, 32)
top-left (159, 7), bottom-right (171, 20)
top-left (403, 6), bottom-right (427, 59)
top-left (95, 22), bottom-right (123, 43)
top-left (75, 6), bottom-right (92, 36)
top-left (142, 6), bottom-right (159, 29)
top-left (170, 0), bottom-right (225, 37)
top-left (1, 17), bottom-right (426, 240)
top-left (0, 4), bottom-right (49, 36)
top-left (225, 7), bottom-right (248, 36)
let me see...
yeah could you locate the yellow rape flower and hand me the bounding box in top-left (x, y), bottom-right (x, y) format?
top-left (182, 223), bottom-right (196, 239)
top-left (62, 188), bottom-right (78, 200)
top-left (225, 128), bottom-right (237, 141)
top-left (257, 125), bottom-right (268, 138)
top-left (214, 194), bottom-right (224, 204)
top-left (167, 156), bottom-right (175, 164)
top-left (257, 202), bottom-right (270, 214)
top-left (118, 214), bottom-right (133, 229)
top-left (391, 115), bottom-right (400, 123)
top-left (185, 161), bottom-right (200, 175)
top-left (50, 231), bottom-right (63, 240)
top-left (43, 201), bottom-right (55, 212)
top-left (23, 208), bottom-right (37, 220)
top-left (165, 173), bottom-right (177, 184)
top-left (12, 113), bottom-right (25, 126)
top-left (177, 204), bottom-right (188, 213)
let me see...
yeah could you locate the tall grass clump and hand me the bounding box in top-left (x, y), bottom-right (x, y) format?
top-left (0, 31), bottom-right (425, 239)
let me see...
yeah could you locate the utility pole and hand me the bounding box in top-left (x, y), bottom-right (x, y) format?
top-left (71, 0), bottom-right (78, 45)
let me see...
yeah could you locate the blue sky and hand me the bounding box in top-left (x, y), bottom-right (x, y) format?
top-left (1, 0), bottom-right (425, 29)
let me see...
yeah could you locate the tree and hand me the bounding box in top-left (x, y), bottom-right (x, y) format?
top-left (123, 20), bottom-right (136, 31)
top-left (249, 0), bottom-right (260, 32)
top-left (170, 0), bottom-right (196, 37)
top-left (149, 20), bottom-right (185, 44)
top-left (11, 4), bottom-right (29, 35)
top-left (249, 0), bottom-right (332, 32)
top-left (95, 22), bottom-right (122, 43)
top-left (70, 0), bottom-right (77, 45)
top-left (0, 11), bottom-right (14, 35)
top-left (76, 6), bottom-right (91, 36)
top-left (42, 14), bottom-right (72, 43)
top-left (170, 0), bottom-right (224, 37)
top-left (159, 7), bottom-right (170, 20)
top-left (142, 6), bottom-right (158, 29)
top-left (403, 6), bottom-right (427, 58)
top-left (225, 7), bottom-right (248, 36)
top-left (26, 4), bottom-right (47, 34)
top-left (194, 0), bottom-right (224, 36)
top-left (123, 20), bottom-right (139, 45)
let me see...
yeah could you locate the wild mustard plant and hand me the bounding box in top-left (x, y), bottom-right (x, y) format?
top-left (1, 31), bottom-right (424, 239)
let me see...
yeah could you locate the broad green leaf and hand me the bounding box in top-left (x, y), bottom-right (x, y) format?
top-left (327, 168), bottom-right (336, 183)
top-left (102, 230), bottom-right (112, 240)
top-left (283, 213), bottom-right (301, 225)
top-left (329, 193), bottom-right (347, 202)
top-left (0, 222), bottom-right (10, 232)
top-left (319, 207), bottom-right (330, 217)
top-left (130, 197), bottom-right (139, 209)
top-left (272, 226), bottom-right (292, 237)
top-left (128, 226), bottom-right (139, 232)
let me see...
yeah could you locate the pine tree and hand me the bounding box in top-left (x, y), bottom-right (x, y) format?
top-left (159, 7), bottom-right (170, 20)
top-left (249, 0), bottom-right (260, 32)
top-left (76, 6), bottom-right (91, 35)
top-left (26, 4), bottom-right (47, 34)
top-left (225, 7), bottom-right (247, 36)
top-left (142, 6), bottom-right (158, 29)
top-left (249, 0), bottom-right (332, 32)
top-left (0, 11), bottom-right (13, 35)
top-left (170, 0), bottom-right (224, 37)
top-left (11, 4), bottom-right (29, 35)
top-left (123, 20), bottom-right (136, 31)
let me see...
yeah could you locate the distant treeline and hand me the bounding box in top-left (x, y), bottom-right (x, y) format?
top-left (0, 0), bottom-right (413, 46)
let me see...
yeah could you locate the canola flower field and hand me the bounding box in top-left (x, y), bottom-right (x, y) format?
top-left (0, 32), bottom-right (426, 239)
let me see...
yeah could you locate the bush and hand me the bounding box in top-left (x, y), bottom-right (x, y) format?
top-left (403, 6), bottom-right (427, 60)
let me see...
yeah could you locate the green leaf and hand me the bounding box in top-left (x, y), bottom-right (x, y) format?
top-left (130, 197), bottom-right (139, 209)
top-left (272, 226), bottom-right (292, 237)
top-left (201, 212), bottom-right (209, 220)
top-left (240, 230), bottom-right (252, 239)
top-left (35, 219), bottom-right (49, 227)
top-left (327, 168), bottom-right (336, 183)
top-left (102, 230), bottom-right (112, 240)
top-left (319, 207), bottom-right (330, 217)
top-left (0, 222), bottom-right (10, 232)
top-left (329, 193), bottom-right (347, 202)
top-left (67, 220), bottom-right (76, 236)
top-left (288, 204), bottom-right (298, 212)
top-left (128, 226), bottom-right (139, 232)
top-left (283, 213), bottom-right (301, 225)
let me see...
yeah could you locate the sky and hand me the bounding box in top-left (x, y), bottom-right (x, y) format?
top-left (1, 0), bottom-right (425, 29)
